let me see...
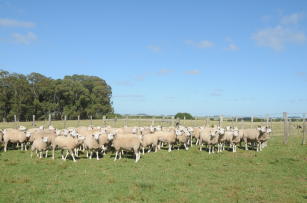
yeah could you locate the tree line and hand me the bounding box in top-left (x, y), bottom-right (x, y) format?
top-left (0, 70), bottom-right (113, 121)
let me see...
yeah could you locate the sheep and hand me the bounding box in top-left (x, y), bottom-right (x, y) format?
top-left (155, 128), bottom-right (177, 152)
top-left (199, 127), bottom-right (219, 154)
top-left (52, 135), bottom-right (84, 162)
top-left (193, 127), bottom-right (201, 145)
top-left (141, 133), bottom-right (159, 154)
top-left (112, 133), bottom-right (142, 162)
top-left (83, 133), bottom-right (101, 160)
top-left (28, 129), bottom-right (57, 157)
top-left (242, 127), bottom-right (267, 151)
top-left (3, 128), bottom-right (30, 152)
top-left (30, 137), bottom-right (48, 158)
top-left (175, 127), bottom-right (190, 150)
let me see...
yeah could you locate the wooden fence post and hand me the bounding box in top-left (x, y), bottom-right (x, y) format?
top-left (171, 116), bottom-right (175, 127)
top-left (235, 117), bottom-right (238, 127)
top-left (250, 116), bottom-right (254, 128)
top-left (125, 116), bottom-right (128, 127)
top-left (151, 116), bottom-right (155, 126)
top-left (103, 115), bottom-right (106, 127)
top-left (302, 113), bottom-right (306, 145)
top-left (219, 115), bottom-right (223, 127)
top-left (283, 112), bottom-right (289, 144)
top-left (114, 116), bottom-right (117, 127)
top-left (240, 118), bottom-right (244, 129)
top-left (64, 115), bottom-right (67, 129)
top-left (14, 115), bottom-right (17, 128)
top-left (183, 116), bottom-right (186, 126)
top-left (77, 115), bottom-right (80, 126)
top-left (32, 115), bottom-right (35, 127)
top-left (48, 113), bottom-right (51, 127)
top-left (90, 116), bottom-right (93, 126)
top-left (266, 115), bottom-right (269, 127)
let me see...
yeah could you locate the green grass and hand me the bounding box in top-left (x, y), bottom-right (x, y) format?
top-left (0, 132), bottom-right (306, 202)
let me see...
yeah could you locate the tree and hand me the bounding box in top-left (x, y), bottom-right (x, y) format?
top-left (0, 70), bottom-right (113, 121)
top-left (175, 112), bottom-right (194, 120)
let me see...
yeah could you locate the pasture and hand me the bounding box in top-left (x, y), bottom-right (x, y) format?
top-left (0, 120), bottom-right (306, 202)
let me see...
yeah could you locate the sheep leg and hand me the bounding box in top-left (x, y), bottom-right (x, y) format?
top-left (96, 151), bottom-right (99, 160)
top-left (31, 150), bottom-right (33, 158)
top-left (212, 146), bottom-right (215, 154)
top-left (45, 150), bottom-right (48, 158)
top-left (89, 151), bottom-right (93, 159)
top-left (21, 143), bottom-right (24, 151)
top-left (142, 147), bottom-right (145, 155)
top-left (4, 142), bottom-right (7, 152)
top-left (147, 147), bottom-right (151, 153)
top-left (86, 151), bottom-right (89, 158)
top-left (64, 151), bottom-right (69, 160)
top-left (24, 144), bottom-right (27, 151)
top-left (168, 144), bottom-right (172, 152)
top-left (39, 152), bottom-right (43, 159)
top-left (61, 150), bottom-right (65, 160)
top-left (70, 150), bottom-right (76, 162)
top-left (119, 151), bottom-right (122, 159)
top-left (154, 146), bottom-right (157, 152)
top-left (208, 146), bottom-right (211, 154)
top-left (114, 151), bottom-right (118, 161)
top-left (245, 142), bottom-right (248, 150)
top-left (184, 143), bottom-right (189, 150)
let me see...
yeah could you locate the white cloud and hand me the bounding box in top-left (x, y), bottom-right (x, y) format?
top-left (225, 43), bottom-right (239, 51)
top-left (252, 25), bottom-right (306, 51)
top-left (11, 32), bottom-right (37, 45)
top-left (157, 69), bottom-right (173, 76)
top-left (185, 69), bottom-right (201, 75)
top-left (147, 45), bottom-right (161, 52)
top-left (252, 12), bottom-right (306, 51)
top-left (185, 40), bottom-right (214, 48)
top-left (0, 18), bottom-right (35, 28)
top-left (210, 89), bottom-right (223, 97)
top-left (281, 13), bottom-right (303, 25)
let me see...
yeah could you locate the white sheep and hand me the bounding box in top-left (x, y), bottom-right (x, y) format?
top-left (31, 137), bottom-right (48, 158)
top-left (3, 128), bottom-right (30, 152)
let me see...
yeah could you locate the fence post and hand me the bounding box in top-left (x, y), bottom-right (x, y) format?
top-left (266, 115), bottom-right (269, 127)
top-left (64, 115), bottom-right (67, 129)
top-left (240, 118), bottom-right (244, 129)
top-left (171, 116), bottom-right (175, 127)
top-left (302, 113), bottom-right (306, 145)
top-left (235, 117), bottom-right (238, 126)
top-left (14, 115), bottom-right (17, 128)
top-left (219, 115), bottom-right (223, 127)
top-left (114, 116), bottom-right (117, 127)
top-left (48, 113), bottom-right (51, 127)
top-left (103, 115), bottom-right (106, 127)
top-left (125, 116), bottom-right (128, 127)
top-left (283, 112), bottom-right (289, 144)
top-left (90, 115), bottom-right (93, 126)
top-left (251, 116), bottom-right (254, 128)
top-left (151, 116), bottom-right (155, 126)
top-left (77, 115), bottom-right (80, 126)
top-left (32, 115), bottom-right (35, 127)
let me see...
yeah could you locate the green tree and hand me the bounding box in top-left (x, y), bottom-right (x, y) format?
top-left (175, 112), bottom-right (194, 120)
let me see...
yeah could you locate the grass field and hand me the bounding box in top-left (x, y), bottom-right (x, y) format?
top-left (0, 121), bottom-right (306, 202)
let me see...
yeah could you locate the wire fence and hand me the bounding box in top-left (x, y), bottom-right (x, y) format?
top-left (1, 112), bottom-right (305, 145)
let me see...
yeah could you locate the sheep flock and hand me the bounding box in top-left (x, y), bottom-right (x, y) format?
top-left (0, 124), bottom-right (272, 163)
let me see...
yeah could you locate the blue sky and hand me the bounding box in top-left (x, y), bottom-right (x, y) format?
top-left (1, 0), bottom-right (307, 117)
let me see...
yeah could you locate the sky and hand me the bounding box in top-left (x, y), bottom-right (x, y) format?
top-left (1, 0), bottom-right (307, 117)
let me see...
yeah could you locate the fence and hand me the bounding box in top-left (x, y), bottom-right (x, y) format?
top-left (2, 112), bottom-right (306, 145)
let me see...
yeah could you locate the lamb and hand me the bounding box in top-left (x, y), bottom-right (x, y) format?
top-left (52, 135), bottom-right (84, 162)
top-left (30, 137), bottom-right (48, 158)
top-left (112, 133), bottom-right (142, 162)
top-left (141, 133), bottom-right (159, 154)
top-left (199, 127), bottom-right (219, 154)
top-left (3, 128), bottom-right (30, 152)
